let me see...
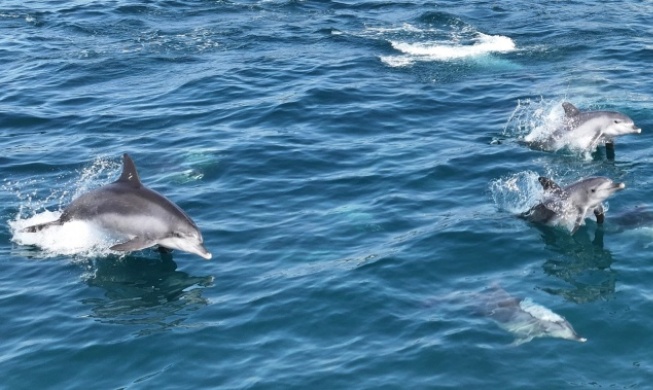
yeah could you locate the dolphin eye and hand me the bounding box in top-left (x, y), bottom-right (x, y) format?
top-left (591, 189), bottom-right (596, 193)
top-left (614, 119), bottom-right (621, 124)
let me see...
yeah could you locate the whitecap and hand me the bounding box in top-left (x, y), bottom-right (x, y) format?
top-left (382, 33), bottom-right (516, 67)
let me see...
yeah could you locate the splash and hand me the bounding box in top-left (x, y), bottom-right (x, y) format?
top-left (6, 156), bottom-right (122, 259)
top-left (390, 34), bottom-right (514, 60)
top-left (381, 33), bottom-right (516, 67)
top-left (9, 213), bottom-right (119, 259)
top-left (489, 171), bottom-right (543, 214)
top-left (503, 97), bottom-right (565, 140)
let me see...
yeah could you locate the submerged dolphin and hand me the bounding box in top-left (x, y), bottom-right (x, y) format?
top-left (524, 176), bottom-right (625, 234)
top-left (23, 154), bottom-right (212, 260)
top-left (527, 102), bottom-right (641, 153)
top-left (482, 286), bottom-right (586, 345)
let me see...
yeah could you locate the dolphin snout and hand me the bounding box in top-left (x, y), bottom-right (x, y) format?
top-left (197, 245), bottom-right (212, 260)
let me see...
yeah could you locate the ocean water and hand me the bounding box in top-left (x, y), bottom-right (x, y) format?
top-left (2, 0), bottom-right (653, 388)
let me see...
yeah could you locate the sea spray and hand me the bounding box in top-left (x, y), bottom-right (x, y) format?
top-left (490, 171), bottom-right (543, 214)
top-left (6, 156), bottom-right (122, 259)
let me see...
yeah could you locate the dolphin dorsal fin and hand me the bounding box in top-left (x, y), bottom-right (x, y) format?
top-left (538, 176), bottom-right (562, 194)
top-left (117, 154), bottom-right (142, 187)
top-left (562, 102), bottom-right (581, 118)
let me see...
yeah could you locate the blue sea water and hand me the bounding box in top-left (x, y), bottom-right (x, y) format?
top-left (2, 0), bottom-right (653, 388)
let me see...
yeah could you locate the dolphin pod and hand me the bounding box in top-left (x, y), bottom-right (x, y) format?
top-left (13, 101), bottom-right (641, 345)
top-left (491, 100), bottom-right (641, 345)
top-left (23, 154), bottom-right (211, 260)
top-left (520, 101), bottom-right (640, 234)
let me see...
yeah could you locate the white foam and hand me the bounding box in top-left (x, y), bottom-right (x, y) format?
top-left (393, 34), bottom-right (515, 59)
top-left (6, 156), bottom-right (122, 259)
top-left (379, 55), bottom-right (415, 67)
top-left (382, 33), bottom-right (516, 67)
top-left (9, 212), bottom-right (120, 259)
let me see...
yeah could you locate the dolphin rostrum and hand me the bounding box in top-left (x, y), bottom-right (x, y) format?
top-left (524, 176), bottom-right (625, 234)
top-left (527, 102), bottom-right (641, 153)
top-left (23, 154), bottom-right (212, 260)
top-left (482, 286), bottom-right (586, 345)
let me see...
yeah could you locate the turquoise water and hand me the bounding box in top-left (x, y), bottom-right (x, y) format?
top-left (2, 1), bottom-right (653, 388)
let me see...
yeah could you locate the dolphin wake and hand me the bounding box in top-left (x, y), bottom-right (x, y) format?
top-left (6, 157), bottom-right (122, 259)
top-left (356, 18), bottom-right (517, 68)
top-left (382, 33), bottom-right (516, 67)
top-left (9, 212), bottom-right (119, 258)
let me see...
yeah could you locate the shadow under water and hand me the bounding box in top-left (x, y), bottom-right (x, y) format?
top-left (536, 225), bottom-right (616, 303)
top-left (81, 252), bottom-right (213, 335)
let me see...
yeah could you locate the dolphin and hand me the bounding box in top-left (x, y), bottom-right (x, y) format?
top-left (527, 102), bottom-right (641, 153)
top-left (524, 176), bottom-right (625, 234)
top-left (23, 154), bottom-right (212, 260)
top-left (482, 286), bottom-right (586, 345)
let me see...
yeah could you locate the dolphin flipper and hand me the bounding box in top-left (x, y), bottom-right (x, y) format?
top-left (571, 208), bottom-right (588, 235)
top-left (22, 220), bottom-right (63, 233)
top-left (594, 204), bottom-right (605, 224)
top-left (110, 237), bottom-right (158, 252)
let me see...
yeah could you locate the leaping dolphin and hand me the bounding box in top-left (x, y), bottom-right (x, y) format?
top-left (524, 176), bottom-right (625, 234)
top-left (526, 102), bottom-right (641, 154)
top-left (23, 154), bottom-right (212, 260)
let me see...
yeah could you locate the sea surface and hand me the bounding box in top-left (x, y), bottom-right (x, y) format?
top-left (2, 1), bottom-right (653, 388)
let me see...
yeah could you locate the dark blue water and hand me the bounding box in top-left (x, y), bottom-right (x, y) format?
top-left (3, 1), bottom-right (653, 388)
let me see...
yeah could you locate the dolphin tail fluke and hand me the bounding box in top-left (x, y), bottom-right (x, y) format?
top-left (110, 236), bottom-right (157, 252)
top-left (22, 220), bottom-right (63, 233)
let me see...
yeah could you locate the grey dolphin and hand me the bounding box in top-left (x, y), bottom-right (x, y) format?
top-left (482, 286), bottom-right (586, 345)
top-left (23, 154), bottom-right (212, 260)
top-left (528, 102), bottom-right (641, 153)
top-left (524, 176), bottom-right (625, 234)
